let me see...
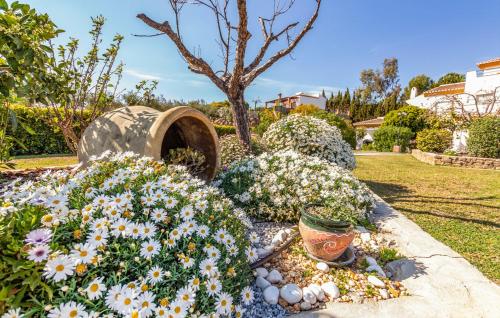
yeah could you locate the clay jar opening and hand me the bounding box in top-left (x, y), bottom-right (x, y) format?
top-left (160, 116), bottom-right (218, 180)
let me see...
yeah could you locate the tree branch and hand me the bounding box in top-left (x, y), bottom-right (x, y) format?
top-left (137, 13), bottom-right (225, 90)
top-left (243, 0), bottom-right (321, 85)
top-left (228, 0), bottom-right (251, 96)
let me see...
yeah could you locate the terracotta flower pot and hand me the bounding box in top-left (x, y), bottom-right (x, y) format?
top-left (299, 208), bottom-right (355, 262)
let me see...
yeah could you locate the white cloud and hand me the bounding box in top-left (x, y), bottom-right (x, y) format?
top-left (124, 69), bottom-right (163, 81)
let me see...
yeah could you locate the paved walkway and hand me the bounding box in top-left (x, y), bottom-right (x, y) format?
top-left (294, 194), bottom-right (500, 318)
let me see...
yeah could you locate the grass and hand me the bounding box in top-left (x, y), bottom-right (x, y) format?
top-left (354, 154), bottom-right (500, 283)
top-left (1, 154), bottom-right (78, 171)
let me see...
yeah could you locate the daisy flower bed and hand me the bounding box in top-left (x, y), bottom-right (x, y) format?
top-left (0, 152), bottom-right (258, 318)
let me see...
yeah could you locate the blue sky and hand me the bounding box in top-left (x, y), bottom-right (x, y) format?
top-left (20, 0), bottom-right (500, 103)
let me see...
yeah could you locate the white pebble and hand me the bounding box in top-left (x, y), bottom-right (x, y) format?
top-left (308, 284), bottom-right (325, 302)
top-left (316, 262), bottom-right (330, 273)
top-left (365, 256), bottom-right (378, 267)
top-left (267, 269), bottom-right (283, 284)
top-left (302, 287), bottom-right (317, 304)
top-left (263, 286), bottom-right (279, 305)
top-left (280, 284), bottom-right (303, 304)
top-left (321, 282), bottom-right (340, 299)
top-left (366, 264), bottom-right (387, 278)
top-left (256, 276), bottom-right (271, 289)
top-left (254, 267), bottom-right (269, 278)
top-left (360, 232), bottom-right (371, 242)
top-left (300, 301), bottom-right (312, 311)
top-left (257, 247), bottom-right (273, 259)
top-left (379, 289), bottom-right (389, 299)
top-left (367, 275), bottom-right (385, 288)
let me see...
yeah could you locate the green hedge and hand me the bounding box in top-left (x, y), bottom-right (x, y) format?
top-left (416, 129), bottom-right (452, 153)
top-left (214, 124), bottom-right (236, 136)
top-left (467, 117), bottom-right (500, 158)
top-left (373, 125), bottom-right (413, 152)
top-left (7, 105), bottom-right (237, 156)
top-left (7, 105), bottom-right (74, 155)
top-left (382, 105), bottom-right (427, 134)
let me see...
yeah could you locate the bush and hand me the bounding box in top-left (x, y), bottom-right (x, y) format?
top-left (416, 129), bottom-right (452, 153)
top-left (7, 104), bottom-right (83, 155)
top-left (0, 153), bottom-right (255, 317)
top-left (382, 105), bottom-right (427, 134)
top-left (467, 117), bottom-right (500, 158)
top-left (309, 111), bottom-right (356, 148)
top-left (373, 126), bottom-right (413, 152)
top-left (290, 104), bottom-right (320, 115)
top-left (214, 124), bottom-right (236, 137)
top-left (254, 108), bottom-right (281, 136)
top-left (215, 150), bottom-right (374, 223)
top-left (443, 149), bottom-right (457, 156)
top-left (262, 115), bottom-right (356, 169)
top-left (219, 135), bottom-right (264, 168)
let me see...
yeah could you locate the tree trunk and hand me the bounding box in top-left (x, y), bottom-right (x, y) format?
top-left (228, 93), bottom-right (251, 150)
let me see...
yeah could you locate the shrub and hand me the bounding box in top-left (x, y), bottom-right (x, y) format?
top-left (219, 135), bottom-right (264, 168)
top-left (443, 149), bottom-right (457, 156)
top-left (416, 129), bottom-right (452, 153)
top-left (373, 126), bottom-right (413, 152)
top-left (290, 104), bottom-right (320, 115)
top-left (0, 152), bottom-right (255, 317)
top-left (361, 143), bottom-right (374, 151)
top-left (309, 111), bottom-right (356, 148)
top-left (215, 150), bottom-right (374, 223)
top-left (383, 105), bottom-right (427, 134)
top-left (213, 124), bottom-right (236, 137)
top-left (254, 108), bottom-right (281, 136)
top-left (262, 115), bottom-right (356, 169)
top-left (467, 117), bottom-right (500, 158)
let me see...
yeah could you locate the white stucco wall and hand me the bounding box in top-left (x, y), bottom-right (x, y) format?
top-left (297, 95), bottom-right (327, 109)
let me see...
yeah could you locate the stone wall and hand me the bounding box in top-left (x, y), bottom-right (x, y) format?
top-left (411, 149), bottom-right (500, 170)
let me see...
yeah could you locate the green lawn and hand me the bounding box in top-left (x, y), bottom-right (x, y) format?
top-left (1, 154), bottom-right (78, 171)
top-left (354, 154), bottom-right (500, 283)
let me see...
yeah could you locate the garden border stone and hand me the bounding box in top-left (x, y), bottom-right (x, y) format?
top-left (293, 194), bottom-right (500, 318)
top-left (411, 149), bottom-right (500, 170)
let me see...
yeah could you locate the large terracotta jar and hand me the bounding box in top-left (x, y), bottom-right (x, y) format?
top-left (299, 207), bottom-right (355, 262)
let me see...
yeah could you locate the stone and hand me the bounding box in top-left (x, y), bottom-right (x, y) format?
top-left (284, 228), bottom-right (293, 236)
top-left (257, 247), bottom-right (273, 259)
top-left (300, 301), bottom-right (312, 311)
top-left (316, 262), bottom-right (330, 273)
top-left (263, 286), bottom-right (279, 305)
top-left (384, 259), bottom-right (416, 281)
top-left (360, 232), bottom-right (371, 242)
top-left (365, 256), bottom-right (378, 267)
top-left (256, 276), bottom-right (271, 289)
top-left (302, 287), bottom-right (317, 304)
top-left (379, 289), bottom-right (389, 299)
top-left (356, 226), bottom-right (369, 233)
top-left (321, 282), bottom-right (340, 299)
top-left (271, 230), bottom-right (287, 246)
top-left (255, 267), bottom-right (269, 278)
top-left (366, 264), bottom-right (387, 278)
top-left (367, 275), bottom-right (385, 288)
top-left (267, 269), bottom-right (283, 284)
top-left (280, 284), bottom-right (303, 304)
top-left (308, 284), bottom-right (325, 302)
top-left (278, 298), bottom-right (288, 307)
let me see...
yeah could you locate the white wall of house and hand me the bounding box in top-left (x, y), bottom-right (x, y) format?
top-left (296, 94), bottom-right (327, 109)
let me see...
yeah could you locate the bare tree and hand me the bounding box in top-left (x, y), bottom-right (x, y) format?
top-left (431, 86), bottom-right (500, 123)
top-left (137, 0), bottom-right (321, 148)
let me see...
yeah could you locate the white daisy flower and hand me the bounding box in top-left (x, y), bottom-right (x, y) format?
top-left (199, 258), bottom-right (218, 277)
top-left (241, 286), bottom-right (254, 305)
top-left (204, 246), bottom-right (220, 260)
top-left (147, 265), bottom-right (164, 284)
top-left (87, 230), bottom-right (109, 248)
top-left (197, 225), bottom-right (210, 238)
top-left (44, 255), bottom-right (76, 282)
top-left (70, 243), bottom-right (97, 264)
top-left (151, 208), bottom-right (167, 223)
top-left (214, 229), bottom-right (228, 244)
top-left (111, 218), bottom-right (130, 238)
top-left (245, 246), bottom-right (259, 263)
top-left (168, 300), bottom-right (187, 318)
top-left (85, 277), bottom-right (106, 300)
top-left (176, 286), bottom-right (195, 306)
top-left (1, 308), bottom-right (22, 318)
top-left (164, 196), bottom-right (178, 209)
top-left (180, 205), bottom-right (194, 220)
top-left (59, 301), bottom-right (87, 318)
top-left (140, 222), bottom-right (157, 239)
top-left (140, 240), bottom-right (161, 259)
top-left (215, 292), bottom-right (233, 315)
top-left (205, 278), bottom-right (221, 296)
top-left (249, 232), bottom-right (260, 244)
top-left (137, 291), bottom-right (156, 317)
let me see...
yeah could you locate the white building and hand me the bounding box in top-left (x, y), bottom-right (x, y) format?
top-left (407, 57), bottom-right (500, 152)
top-left (407, 58), bottom-right (500, 115)
top-left (352, 117), bottom-right (384, 150)
top-left (265, 92), bottom-right (327, 110)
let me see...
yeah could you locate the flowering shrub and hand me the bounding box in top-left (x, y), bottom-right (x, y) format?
top-left (219, 135), bottom-right (264, 168)
top-left (215, 150), bottom-right (374, 223)
top-left (262, 115), bottom-right (355, 169)
top-left (0, 152), bottom-right (256, 317)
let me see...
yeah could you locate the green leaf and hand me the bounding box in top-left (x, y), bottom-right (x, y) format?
top-left (0, 0), bottom-right (8, 11)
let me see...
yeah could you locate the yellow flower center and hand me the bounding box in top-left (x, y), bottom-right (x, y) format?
top-left (69, 310), bottom-right (78, 317)
top-left (174, 306), bottom-right (181, 314)
top-left (147, 246), bottom-right (154, 252)
top-left (90, 283), bottom-right (99, 292)
top-left (221, 299), bottom-right (227, 306)
top-left (118, 225), bottom-right (125, 231)
top-left (153, 272), bottom-right (160, 278)
top-left (80, 251), bottom-right (88, 257)
top-left (124, 298), bottom-right (132, 305)
top-left (55, 264), bottom-right (65, 272)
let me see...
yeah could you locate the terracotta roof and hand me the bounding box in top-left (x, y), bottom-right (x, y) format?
top-left (477, 57), bottom-right (500, 70)
top-left (353, 117), bottom-right (384, 128)
top-left (423, 82), bottom-right (465, 97)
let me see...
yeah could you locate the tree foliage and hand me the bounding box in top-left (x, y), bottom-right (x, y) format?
top-left (382, 105), bottom-right (427, 134)
top-left (403, 74), bottom-right (434, 99)
top-left (467, 116), bottom-right (500, 158)
top-left (436, 72), bottom-right (465, 86)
